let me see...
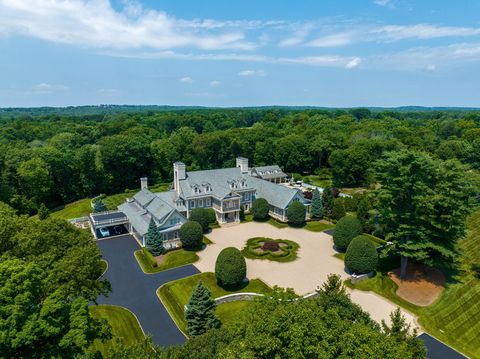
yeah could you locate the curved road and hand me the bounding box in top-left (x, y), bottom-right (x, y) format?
top-left (95, 235), bottom-right (199, 346)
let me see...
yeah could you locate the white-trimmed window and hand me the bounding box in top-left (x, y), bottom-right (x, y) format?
top-left (190, 200), bottom-right (195, 208)
top-left (199, 199), bottom-right (204, 207)
top-left (206, 198), bottom-right (211, 207)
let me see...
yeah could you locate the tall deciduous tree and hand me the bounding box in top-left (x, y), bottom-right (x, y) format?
top-left (311, 188), bottom-right (324, 219)
top-left (146, 218), bottom-right (164, 256)
top-left (322, 187), bottom-right (334, 219)
top-left (374, 150), bottom-right (475, 278)
top-left (185, 280), bottom-right (221, 336)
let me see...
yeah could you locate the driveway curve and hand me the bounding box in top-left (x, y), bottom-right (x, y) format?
top-left (95, 235), bottom-right (199, 346)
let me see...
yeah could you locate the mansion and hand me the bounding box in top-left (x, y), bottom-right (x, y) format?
top-left (118, 157), bottom-right (309, 247)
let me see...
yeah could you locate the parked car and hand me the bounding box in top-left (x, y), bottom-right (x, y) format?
top-left (99, 227), bottom-right (110, 237)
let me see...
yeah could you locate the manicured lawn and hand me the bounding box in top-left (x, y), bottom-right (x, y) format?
top-left (50, 198), bottom-right (92, 219)
top-left (100, 259), bottom-right (108, 275)
top-left (303, 221), bottom-right (335, 232)
top-left (89, 305), bottom-right (145, 356)
top-left (216, 300), bottom-right (251, 324)
top-left (267, 217), bottom-right (288, 228)
top-left (135, 248), bottom-right (199, 274)
top-left (346, 210), bottom-right (480, 359)
top-left (157, 272), bottom-right (271, 334)
top-left (242, 237), bottom-right (299, 262)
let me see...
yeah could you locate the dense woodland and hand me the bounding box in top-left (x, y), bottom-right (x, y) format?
top-left (1, 107), bottom-right (479, 215)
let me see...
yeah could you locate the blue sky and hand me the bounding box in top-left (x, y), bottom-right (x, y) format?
top-left (1, 0), bottom-right (479, 107)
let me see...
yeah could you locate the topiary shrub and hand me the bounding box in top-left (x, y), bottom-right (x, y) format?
top-left (261, 241), bottom-right (280, 251)
top-left (251, 198), bottom-right (269, 220)
top-left (189, 208), bottom-right (211, 233)
top-left (215, 247), bottom-right (247, 288)
top-left (207, 208), bottom-right (217, 224)
top-left (332, 215), bottom-right (363, 251)
top-left (345, 235), bottom-right (378, 274)
top-left (179, 221), bottom-right (204, 250)
top-left (287, 201), bottom-right (306, 226)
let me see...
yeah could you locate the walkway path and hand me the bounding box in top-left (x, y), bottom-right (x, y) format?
top-left (95, 235), bottom-right (199, 346)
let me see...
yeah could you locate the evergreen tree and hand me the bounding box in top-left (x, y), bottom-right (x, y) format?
top-left (357, 195), bottom-right (372, 233)
top-left (93, 199), bottom-right (107, 213)
top-left (185, 280), bottom-right (221, 336)
top-left (322, 187), bottom-right (334, 218)
top-left (146, 218), bottom-right (164, 256)
top-left (37, 203), bottom-right (50, 220)
top-left (311, 189), bottom-right (324, 219)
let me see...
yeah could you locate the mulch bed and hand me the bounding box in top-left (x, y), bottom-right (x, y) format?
top-left (389, 263), bottom-right (445, 306)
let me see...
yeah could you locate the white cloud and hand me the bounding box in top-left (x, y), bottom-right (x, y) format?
top-left (33, 83), bottom-right (69, 94)
top-left (371, 24), bottom-right (480, 42)
top-left (345, 57), bottom-right (361, 69)
top-left (0, 0), bottom-right (256, 50)
top-left (374, 0), bottom-right (393, 7)
top-left (210, 80), bottom-right (221, 87)
top-left (308, 32), bottom-right (353, 47)
top-left (238, 69), bottom-right (266, 77)
top-left (180, 76), bottom-right (194, 83)
top-left (426, 64), bottom-right (436, 71)
top-left (278, 23), bottom-right (314, 47)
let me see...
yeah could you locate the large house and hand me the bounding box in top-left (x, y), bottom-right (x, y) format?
top-left (118, 157), bottom-right (309, 247)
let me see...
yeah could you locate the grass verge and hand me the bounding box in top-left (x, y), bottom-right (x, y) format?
top-left (89, 305), bottom-right (144, 356)
top-left (100, 259), bottom-right (108, 275)
top-left (157, 272), bottom-right (271, 334)
top-left (135, 248), bottom-right (199, 274)
top-left (50, 198), bottom-right (92, 219)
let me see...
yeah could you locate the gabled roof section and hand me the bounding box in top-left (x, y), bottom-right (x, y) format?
top-left (249, 176), bottom-right (303, 209)
top-left (133, 188), bottom-right (157, 207)
top-left (145, 197), bottom-right (174, 223)
top-left (179, 167), bottom-right (254, 199)
top-left (251, 165), bottom-right (288, 179)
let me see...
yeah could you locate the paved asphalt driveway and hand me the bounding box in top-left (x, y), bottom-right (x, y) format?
top-left (94, 235), bottom-right (199, 346)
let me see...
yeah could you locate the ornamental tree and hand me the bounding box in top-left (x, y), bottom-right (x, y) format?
top-left (331, 198), bottom-right (346, 221)
top-left (345, 235), bottom-right (378, 274)
top-left (287, 201), bottom-right (306, 226)
top-left (356, 195), bottom-right (373, 233)
top-left (146, 218), bottom-right (164, 256)
top-left (374, 149), bottom-right (475, 278)
top-left (185, 280), bottom-right (221, 336)
top-left (251, 198), bottom-right (269, 220)
top-left (215, 247), bottom-right (246, 288)
top-left (37, 203), bottom-right (50, 220)
top-left (322, 187), bottom-right (334, 218)
top-left (311, 189), bottom-right (323, 219)
top-left (179, 221), bottom-right (203, 250)
top-left (189, 208), bottom-right (210, 233)
top-left (332, 215), bottom-right (363, 251)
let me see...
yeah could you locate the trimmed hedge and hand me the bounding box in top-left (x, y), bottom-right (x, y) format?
top-left (142, 247), bottom-right (158, 268)
top-left (287, 201), bottom-right (306, 225)
top-left (242, 237), bottom-right (299, 262)
top-left (332, 215), bottom-right (363, 251)
top-left (345, 235), bottom-right (378, 274)
top-left (189, 208), bottom-right (211, 233)
top-left (215, 247), bottom-right (247, 288)
top-left (179, 221), bottom-right (204, 249)
top-left (251, 198), bottom-right (269, 220)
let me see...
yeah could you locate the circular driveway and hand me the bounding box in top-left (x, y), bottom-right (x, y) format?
top-left (198, 222), bottom-right (418, 329)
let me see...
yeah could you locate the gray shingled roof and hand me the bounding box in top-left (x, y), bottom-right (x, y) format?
top-left (251, 165), bottom-right (287, 179)
top-left (118, 201), bottom-right (150, 236)
top-left (179, 167), bottom-right (252, 199)
top-left (155, 190), bottom-right (187, 212)
top-left (249, 176), bottom-right (302, 209)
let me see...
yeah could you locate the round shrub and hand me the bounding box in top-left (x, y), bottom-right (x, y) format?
top-left (207, 208), bottom-right (217, 224)
top-left (287, 201), bottom-right (306, 225)
top-left (215, 247), bottom-right (246, 288)
top-left (189, 208), bottom-right (210, 233)
top-left (179, 221), bottom-right (203, 249)
top-left (332, 215), bottom-right (363, 251)
top-left (261, 241), bottom-right (280, 251)
top-left (331, 198), bottom-right (346, 221)
top-left (251, 198), bottom-right (269, 220)
top-left (345, 235), bottom-right (378, 274)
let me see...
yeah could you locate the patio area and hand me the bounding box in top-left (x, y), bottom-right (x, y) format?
top-left (198, 221), bottom-right (419, 329)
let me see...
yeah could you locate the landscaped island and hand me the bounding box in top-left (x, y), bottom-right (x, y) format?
top-left (242, 237), bottom-right (299, 262)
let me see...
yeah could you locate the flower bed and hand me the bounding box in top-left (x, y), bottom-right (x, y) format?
top-left (242, 237), bottom-right (299, 262)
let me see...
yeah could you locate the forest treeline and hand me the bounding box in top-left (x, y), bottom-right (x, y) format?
top-left (0, 107), bottom-right (479, 214)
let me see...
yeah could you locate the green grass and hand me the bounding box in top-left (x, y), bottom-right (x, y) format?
top-left (303, 221), bottom-right (335, 232)
top-left (135, 248), bottom-right (199, 273)
top-left (267, 217), bottom-right (289, 228)
top-left (417, 209), bottom-right (480, 359)
top-left (242, 237), bottom-right (299, 262)
top-left (50, 198), bottom-right (92, 219)
top-left (157, 272), bottom-right (271, 334)
top-left (89, 305), bottom-right (145, 356)
top-left (216, 300), bottom-right (251, 324)
top-left (345, 210), bottom-right (480, 359)
top-left (100, 260), bottom-right (108, 275)
top-left (302, 175), bottom-right (333, 188)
